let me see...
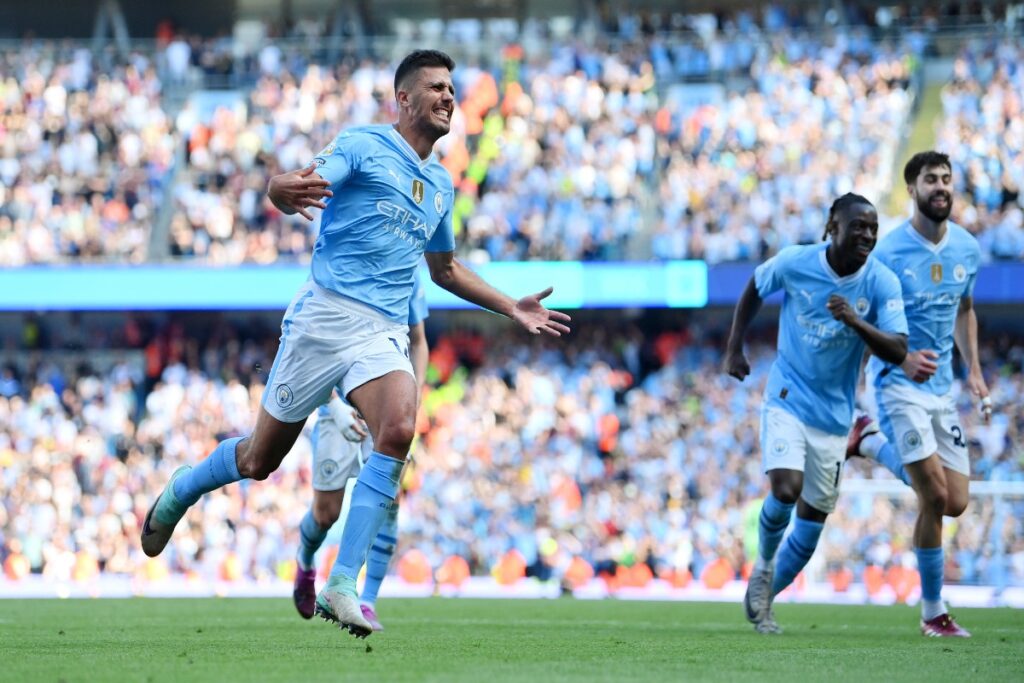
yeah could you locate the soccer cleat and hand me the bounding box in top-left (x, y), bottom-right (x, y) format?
top-left (315, 580), bottom-right (373, 638)
top-left (292, 566), bottom-right (317, 619)
top-left (921, 614), bottom-right (971, 638)
top-left (754, 608), bottom-right (783, 635)
top-left (140, 465), bottom-right (192, 558)
top-left (361, 604), bottom-right (384, 632)
top-left (744, 562), bottom-right (774, 624)
top-left (846, 414), bottom-right (880, 460)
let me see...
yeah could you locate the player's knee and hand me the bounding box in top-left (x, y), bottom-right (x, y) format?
top-left (236, 445), bottom-right (279, 481)
top-left (918, 482), bottom-right (948, 516)
top-left (944, 494), bottom-right (968, 518)
top-left (313, 499), bottom-right (341, 528)
top-left (375, 418), bottom-right (416, 456)
top-left (769, 480), bottom-right (801, 505)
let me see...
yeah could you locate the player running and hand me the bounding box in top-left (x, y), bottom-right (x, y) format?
top-left (141, 50), bottom-right (570, 639)
top-left (848, 151), bottom-right (988, 637)
top-left (292, 271), bottom-right (429, 631)
top-left (724, 193), bottom-right (908, 634)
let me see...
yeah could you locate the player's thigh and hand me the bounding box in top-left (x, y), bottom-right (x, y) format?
top-left (312, 410), bottom-right (363, 492)
top-left (262, 284), bottom-right (350, 424)
top-left (343, 329), bottom-right (418, 452)
top-left (942, 467), bottom-right (970, 517)
top-left (932, 393), bottom-right (970, 479)
top-left (760, 406), bottom-right (809, 500)
top-left (877, 384), bottom-right (938, 466)
top-left (801, 428), bottom-right (848, 514)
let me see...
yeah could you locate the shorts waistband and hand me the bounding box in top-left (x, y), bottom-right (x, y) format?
top-left (309, 281), bottom-right (399, 327)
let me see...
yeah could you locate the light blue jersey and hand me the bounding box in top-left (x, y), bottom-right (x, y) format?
top-left (408, 268), bottom-right (429, 326)
top-left (311, 124), bottom-right (455, 322)
top-left (867, 221), bottom-right (980, 396)
top-left (756, 243), bottom-right (907, 435)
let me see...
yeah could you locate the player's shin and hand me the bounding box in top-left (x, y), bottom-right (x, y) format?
top-left (361, 503), bottom-right (399, 607)
top-left (915, 546), bottom-right (946, 620)
top-left (771, 516), bottom-right (824, 595)
top-left (172, 436), bottom-right (244, 507)
top-left (757, 493), bottom-right (794, 567)
top-left (328, 451), bottom-right (404, 586)
top-left (298, 509), bottom-right (329, 571)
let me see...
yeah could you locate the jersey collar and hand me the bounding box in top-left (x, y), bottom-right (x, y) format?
top-left (818, 246), bottom-right (867, 285)
top-left (903, 220), bottom-right (950, 253)
top-left (388, 127), bottom-right (435, 169)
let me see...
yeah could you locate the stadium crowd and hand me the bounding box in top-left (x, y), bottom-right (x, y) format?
top-left (2, 22), bottom-right (1023, 265)
top-left (2, 319), bottom-right (1022, 591)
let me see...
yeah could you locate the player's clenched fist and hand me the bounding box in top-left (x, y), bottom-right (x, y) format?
top-left (723, 349), bottom-right (751, 381)
top-left (826, 294), bottom-right (857, 325)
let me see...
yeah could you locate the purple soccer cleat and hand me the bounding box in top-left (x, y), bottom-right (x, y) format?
top-left (293, 566), bottom-right (317, 620)
top-left (361, 604), bottom-right (384, 632)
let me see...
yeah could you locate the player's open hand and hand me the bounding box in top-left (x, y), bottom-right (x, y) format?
top-left (511, 287), bottom-right (571, 337)
top-left (966, 368), bottom-right (992, 424)
top-left (900, 349), bottom-right (938, 383)
top-left (724, 350), bottom-right (750, 381)
top-left (826, 294), bottom-right (858, 325)
top-left (267, 165), bottom-right (333, 221)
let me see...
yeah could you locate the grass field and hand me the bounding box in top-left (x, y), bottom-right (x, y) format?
top-left (2, 598), bottom-right (1022, 682)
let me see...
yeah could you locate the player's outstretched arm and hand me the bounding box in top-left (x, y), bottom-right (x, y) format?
top-left (827, 294), bottom-right (908, 364)
top-left (267, 164), bottom-right (334, 221)
top-left (425, 251), bottom-right (571, 337)
top-left (724, 277), bottom-right (762, 381)
top-left (954, 295), bottom-right (991, 422)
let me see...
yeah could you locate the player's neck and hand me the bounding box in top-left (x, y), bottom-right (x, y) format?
top-left (825, 245), bottom-right (860, 277)
top-left (910, 212), bottom-right (947, 244)
top-left (393, 122), bottom-right (434, 160)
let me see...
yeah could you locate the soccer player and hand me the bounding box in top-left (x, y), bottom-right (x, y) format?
top-left (852, 151), bottom-right (988, 637)
top-left (140, 50), bottom-right (571, 638)
top-left (724, 193), bottom-right (908, 634)
top-left (292, 270), bottom-right (430, 631)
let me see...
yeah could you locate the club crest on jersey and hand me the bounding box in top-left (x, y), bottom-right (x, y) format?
top-left (434, 191), bottom-right (444, 214)
top-left (930, 263), bottom-right (943, 284)
top-left (855, 297), bottom-right (870, 315)
top-left (953, 264), bottom-right (966, 283)
top-left (903, 429), bottom-right (922, 450)
top-left (412, 179), bottom-right (425, 204)
top-left (275, 384), bottom-right (294, 408)
top-left (318, 459), bottom-right (338, 480)
top-left (772, 439), bottom-right (789, 455)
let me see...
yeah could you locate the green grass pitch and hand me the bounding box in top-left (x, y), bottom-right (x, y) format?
top-left (2, 598), bottom-right (1022, 682)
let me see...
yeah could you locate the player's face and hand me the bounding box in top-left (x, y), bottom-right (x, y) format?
top-left (910, 164), bottom-right (953, 222)
top-left (401, 66), bottom-right (455, 138)
top-left (834, 203), bottom-right (879, 266)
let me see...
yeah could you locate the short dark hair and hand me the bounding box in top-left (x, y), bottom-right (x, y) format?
top-left (903, 151), bottom-right (952, 184)
top-left (823, 192), bottom-right (873, 240)
top-left (394, 50), bottom-right (455, 94)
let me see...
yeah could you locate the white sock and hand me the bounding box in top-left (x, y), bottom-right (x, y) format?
top-left (921, 598), bottom-right (945, 621)
top-left (754, 556), bottom-right (772, 573)
top-left (859, 432), bottom-right (886, 460)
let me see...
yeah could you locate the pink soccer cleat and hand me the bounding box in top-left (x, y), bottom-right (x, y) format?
top-left (846, 414), bottom-right (879, 460)
top-left (921, 613), bottom-right (971, 638)
top-left (361, 604), bottom-right (384, 632)
top-left (293, 566), bottom-right (317, 620)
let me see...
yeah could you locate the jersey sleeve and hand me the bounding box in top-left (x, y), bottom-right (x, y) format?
top-left (963, 238), bottom-right (981, 299)
top-left (408, 270), bottom-right (430, 325)
top-left (872, 265), bottom-right (909, 335)
top-left (311, 131), bottom-right (364, 188)
top-left (753, 246), bottom-right (798, 298)
top-left (425, 195), bottom-right (455, 253)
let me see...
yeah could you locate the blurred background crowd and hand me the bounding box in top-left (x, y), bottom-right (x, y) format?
top-left (2, 313), bottom-right (1022, 590)
top-left (1, 8), bottom-right (1022, 266)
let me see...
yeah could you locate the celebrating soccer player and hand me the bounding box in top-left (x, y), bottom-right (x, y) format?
top-left (140, 50), bottom-right (570, 638)
top-left (848, 151), bottom-right (988, 637)
top-left (724, 193), bottom-right (909, 634)
top-left (292, 271), bottom-right (429, 631)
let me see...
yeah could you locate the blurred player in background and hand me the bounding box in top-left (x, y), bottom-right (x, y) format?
top-left (141, 49), bottom-right (570, 638)
top-left (850, 151), bottom-right (989, 637)
top-left (724, 193), bottom-right (908, 634)
top-left (293, 271), bottom-right (429, 632)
